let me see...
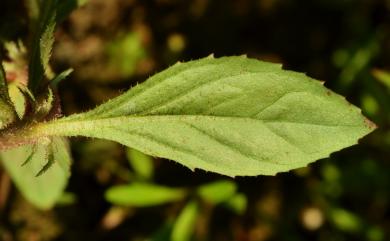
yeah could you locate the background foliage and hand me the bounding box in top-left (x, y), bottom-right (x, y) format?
top-left (0, 0), bottom-right (389, 241)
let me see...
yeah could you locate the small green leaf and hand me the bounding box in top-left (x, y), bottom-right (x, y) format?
top-left (34, 56), bottom-right (376, 177)
top-left (8, 83), bottom-right (27, 119)
top-left (35, 87), bottom-right (54, 117)
top-left (0, 137), bottom-right (71, 209)
top-left (171, 201), bottom-right (199, 241)
top-left (126, 148), bottom-right (154, 180)
top-left (0, 99), bottom-right (15, 130)
top-left (39, 15), bottom-right (56, 79)
top-left (50, 68), bottom-right (73, 87)
top-left (330, 208), bottom-right (363, 233)
top-left (56, 192), bottom-right (77, 206)
top-left (224, 193), bottom-right (247, 214)
top-left (105, 183), bottom-right (186, 207)
top-left (0, 58), bottom-right (10, 101)
top-left (107, 32), bottom-right (146, 77)
top-left (197, 180), bottom-right (237, 204)
top-left (28, 0), bottom-right (58, 93)
top-left (150, 222), bottom-right (174, 241)
top-left (0, 60), bottom-right (16, 129)
top-left (372, 69), bottom-right (390, 90)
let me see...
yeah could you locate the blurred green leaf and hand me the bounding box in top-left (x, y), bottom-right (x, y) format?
top-left (197, 180), bottom-right (237, 204)
top-left (107, 32), bottom-right (146, 77)
top-left (150, 222), bottom-right (173, 241)
top-left (372, 69), bottom-right (390, 91)
top-left (24, 0), bottom-right (40, 21)
top-left (171, 201), bottom-right (199, 241)
top-left (33, 56), bottom-right (376, 177)
top-left (330, 208), bottom-right (362, 233)
top-left (361, 94), bottom-right (379, 116)
top-left (366, 226), bottom-right (385, 241)
top-left (0, 137), bottom-right (71, 209)
top-left (322, 163), bottom-right (341, 182)
top-left (336, 36), bottom-right (379, 88)
top-left (56, 192), bottom-right (77, 206)
top-left (105, 183), bottom-right (186, 207)
top-left (224, 193), bottom-right (247, 215)
top-left (126, 148), bottom-right (154, 180)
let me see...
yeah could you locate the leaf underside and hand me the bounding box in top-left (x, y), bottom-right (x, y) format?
top-left (36, 56), bottom-right (375, 177)
top-left (0, 137), bottom-right (71, 209)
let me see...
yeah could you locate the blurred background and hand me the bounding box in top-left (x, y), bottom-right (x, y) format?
top-left (0, 0), bottom-right (389, 240)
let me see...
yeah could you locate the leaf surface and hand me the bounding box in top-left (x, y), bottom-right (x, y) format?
top-left (8, 83), bottom-right (27, 119)
top-left (0, 137), bottom-right (71, 209)
top-left (224, 193), bottom-right (247, 214)
top-left (0, 59), bottom-right (9, 100)
top-left (33, 56), bottom-right (376, 176)
top-left (197, 180), bottom-right (237, 204)
top-left (0, 61), bottom-right (16, 129)
top-left (372, 69), bottom-right (390, 91)
top-left (171, 201), bottom-right (199, 241)
top-left (28, 0), bottom-right (57, 93)
top-left (126, 148), bottom-right (154, 180)
top-left (105, 183), bottom-right (186, 206)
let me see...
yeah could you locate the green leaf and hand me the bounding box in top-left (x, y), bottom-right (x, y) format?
top-left (107, 32), bottom-right (146, 77)
top-left (150, 222), bottom-right (174, 241)
top-left (330, 208), bottom-right (363, 233)
top-left (0, 137), bottom-right (71, 209)
top-left (8, 83), bottom-right (27, 119)
top-left (34, 87), bottom-right (54, 117)
top-left (28, 56), bottom-right (376, 177)
top-left (126, 148), bottom-right (154, 180)
top-left (39, 16), bottom-right (56, 79)
top-left (56, 192), bottom-right (77, 206)
top-left (171, 201), bottom-right (199, 241)
top-left (372, 69), bottom-right (390, 91)
top-left (28, 0), bottom-right (58, 93)
top-left (0, 59), bottom-right (16, 129)
top-left (50, 68), bottom-right (73, 87)
top-left (0, 99), bottom-right (15, 130)
top-left (197, 180), bottom-right (237, 204)
top-left (224, 193), bottom-right (247, 215)
top-left (105, 183), bottom-right (186, 207)
top-left (0, 58), bottom-right (10, 101)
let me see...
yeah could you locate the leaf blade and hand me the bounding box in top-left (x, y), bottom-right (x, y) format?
top-left (197, 180), bottom-right (237, 204)
top-left (28, 0), bottom-right (58, 93)
top-left (0, 57), bottom-right (10, 100)
top-left (0, 137), bottom-right (71, 209)
top-left (0, 58), bottom-right (16, 129)
top-left (33, 56), bottom-right (376, 177)
top-left (126, 148), bottom-right (154, 180)
top-left (171, 201), bottom-right (199, 241)
top-left (105, 183), bottom-right (186, 207)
